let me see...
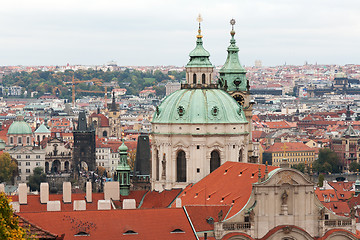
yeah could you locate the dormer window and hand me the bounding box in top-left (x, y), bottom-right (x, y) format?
top-left (171, 229), bottom-right (185, 233)
top-left (74, 232), bottom-right (89, 236)
top-left (123, 230), bottom-right (138, 235)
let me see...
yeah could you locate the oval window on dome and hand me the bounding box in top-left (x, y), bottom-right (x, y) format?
top-left (177, 106), bottom-right (185, 116)
top-left (211, 106), bottom-right (219, 116)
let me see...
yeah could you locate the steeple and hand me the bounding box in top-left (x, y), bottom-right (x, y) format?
top-left (110, 91), bottom-right (117, 112)
top-left (116, 140), bottom-right (131, 196)
top-left (77, 111), bottom-right (88, 131)
top-left (184, 14), bottom-right (214, 87)
top-left (219, 19), bottom-right (248, 92)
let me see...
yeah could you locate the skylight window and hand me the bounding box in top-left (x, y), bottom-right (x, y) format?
top-left (74, 232), bottom-right (90, 236)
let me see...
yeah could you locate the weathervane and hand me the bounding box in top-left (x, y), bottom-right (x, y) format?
top-left (197, 14), bottom-right (203, 38)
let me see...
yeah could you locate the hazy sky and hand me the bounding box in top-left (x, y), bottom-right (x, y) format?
top-left (1, 0), bottom-right (360, 67)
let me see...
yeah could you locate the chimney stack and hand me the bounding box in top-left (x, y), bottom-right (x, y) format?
top-left (18, 183), bottom-right (27, 205)
top-left (104, 182), bottom-right (120, 201)
top-left (40, 182), bottom-right (49, 204)
top-left (86, 182), bottom-right (92, 203)
top-left (62, 182), bottom-right (71, 203)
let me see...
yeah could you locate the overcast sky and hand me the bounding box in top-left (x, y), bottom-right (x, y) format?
top-left (1, 0), bottom-right (360, 67)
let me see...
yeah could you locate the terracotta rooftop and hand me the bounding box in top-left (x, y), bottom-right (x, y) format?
top-left (265, 142), bottom-right (315, 152)
top-left (180, 162), bottom-right (278, 220)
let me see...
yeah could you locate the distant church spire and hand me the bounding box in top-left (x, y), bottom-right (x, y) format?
top-left (110, 91), bottom-right (117, 112)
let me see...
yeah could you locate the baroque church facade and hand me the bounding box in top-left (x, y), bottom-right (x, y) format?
top-left (151, 19), bottom-right (253, 191)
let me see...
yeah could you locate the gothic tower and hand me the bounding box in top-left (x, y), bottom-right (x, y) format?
top-left (73, 111), bottom-right (96, 174)
top-left (108, 91), bottom-right (122, 138)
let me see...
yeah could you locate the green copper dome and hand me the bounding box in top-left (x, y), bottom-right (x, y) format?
top-left (118, 141), bottom-right (128, 152)
top-left (7, 118), bottom-right (32, 135)
top-left (152, 89), bottom-right (247, 124)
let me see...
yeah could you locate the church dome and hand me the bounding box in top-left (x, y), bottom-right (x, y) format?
top-left (152, 89), bottom-right (247, 124)
top-left (7, 117), bottom-right (32, 135)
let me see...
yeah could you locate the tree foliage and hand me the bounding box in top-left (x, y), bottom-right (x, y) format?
top-left (349, 162), bottom-right (360, 173)
top-left (318, 174), bottom-right (325, 187)
top-left (2, 69), bottom-right (185, 100)
top-left (0, 153), bottom-right (18, 184)
top-left (0, 193), bottom-right (31, 239)
top-left (291, 163), bottom-right (306, 173)
top-left (28, 167), bottom-right (47, 192)
top-left (312, 148), bottom-right (341, 173)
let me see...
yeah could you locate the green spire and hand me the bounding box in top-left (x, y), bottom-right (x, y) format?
top-left (219, 19), bottom-right (248, 92)
top-left (186, 14), bottom-right (212, 68)
top-left (116, 139), bottom-right (131, 196)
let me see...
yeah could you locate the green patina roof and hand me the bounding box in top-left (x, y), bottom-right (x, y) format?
top-left (7, 119), bottom-right (32, 135)
top-left (116, 140), bottom-right (131, 171)
top-left (219, 30), bottom-right (247, 92)
top-left (186, 36), bottom-right (213, 68)
top-left (34, 123), bottom-right (50, 134)
top-left (152, 89), bottom-right (247, 124)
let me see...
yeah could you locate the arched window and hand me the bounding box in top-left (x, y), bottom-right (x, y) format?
top-left (239, 149), bottom-right (243, 162)
top-left (176, 150), bottom-right (186, 182)
top-left (10, 137), bottom-right (13, 144)
top-left (193, 74), bottom-right (197, 84)
top-left (103, 131), bottom-right (107, 137)
top-left (202, 73), bottom-right (206, 84)
top-left (210, 150), bottom-right (220, 173)
top-left (18, 137), bottom-right (22, 144)
top-left (37, 135), bottom-right (40, 143)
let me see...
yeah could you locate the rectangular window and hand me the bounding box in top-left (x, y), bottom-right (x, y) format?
top-left (27, 137), bottom-right (30, 144)
top-left (26, 169), bottom-right (30, 173)
top-left (17, 155), bottom-right (21, 159)
top-left (18, 162), bottom-right (21, 166)
top-left (26, 176), bottom-right (29, 180)
top-left (18, 169), bottom-right (21, 173)
top-left (26, 155), bottom-right (30, 159)
top-left (36, 155), bottom-right (40, 159)
top-left (26, 162), bottom-right (30, 166)
top-left (18, 137), bottom-right (22, 144)
top-left (36, 162), bottom-right (40, 166)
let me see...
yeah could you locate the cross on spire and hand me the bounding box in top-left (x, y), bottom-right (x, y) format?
top-left (196, 14), bottom-right (203, 38)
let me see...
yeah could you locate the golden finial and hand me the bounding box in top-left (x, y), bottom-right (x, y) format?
top-left (196, 14), bottom-right (203, 38)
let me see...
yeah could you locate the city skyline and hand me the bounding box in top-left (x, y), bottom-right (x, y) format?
top-left (1, 0), bottom-right (360, 67)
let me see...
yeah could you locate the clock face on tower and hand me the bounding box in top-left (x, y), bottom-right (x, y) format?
top-left (233, 94), bottom-right (245, 106)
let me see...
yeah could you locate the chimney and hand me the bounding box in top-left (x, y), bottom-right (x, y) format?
top-left (18, 183), bottom-right (27, 205)
top-left (73, 200), bottom-right (86, 211)
top-left (175, 198), bottom-right (182, 208)
top-left (122, 199), bottom-right (136, 209)
top-left (104, 182), bottom-right (120, 201)
top-left (86, 182), bottom-right (92, 203)
top-left (97, 200), bottom-right (111, 210)
top-left (10, 202), bottom-right (20, 212)
top-left (47, 201), bottom-right (61, 211)
top-left (62, 182), bottom-right (71, 203)
top-left (0, 183), bottom-right (4, 193)
top-left (40, 182), bottom-right (49, 204)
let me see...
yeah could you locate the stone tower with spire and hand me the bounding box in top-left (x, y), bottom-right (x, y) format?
top-left (218, 19), bottom-right (255, 162)
top-left (108, 91), bottom-right (122, 138)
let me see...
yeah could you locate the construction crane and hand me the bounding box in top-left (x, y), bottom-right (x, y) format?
top-left (76, 86), bottom-right (109, 107)
top-left (63, 75), bottom-right (104, 107)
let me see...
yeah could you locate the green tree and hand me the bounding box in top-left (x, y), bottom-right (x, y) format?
top-left (0, 192), bottom-right (31, 239)
top-left (0, 153), bottom-right (18, 184)
top-left (313, 148), bottom-right (341, 173)
top-left (291, 163), bottom-right (306, 173)
top-left (28, 167), bottom-right (47, 192)
top-left (349, 162), bottom-right (360, 173)
top-left (318, 174), bottom-right (325, 187)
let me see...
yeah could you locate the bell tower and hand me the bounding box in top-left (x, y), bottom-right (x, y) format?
top-left (219, 19), bottom-right (255, 162)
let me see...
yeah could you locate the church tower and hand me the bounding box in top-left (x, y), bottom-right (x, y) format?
top-left (151, 16), bottom-right (249, 191)
top-left (219, 19), bottom-right (254, 162)
top-left (116, 140), bottom-right (131, 196)
top-left (108, 91), bottom-right (122, 138)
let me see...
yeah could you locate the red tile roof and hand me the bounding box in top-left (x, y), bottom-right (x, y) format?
top-left (180, 162), bottom-right (278, 219)
top-left (265, 142), bottom-right (315, 153)
top-left (19, 208), bottom-right (196, 240)
top-left (140, 189), bottom-right (182, 209)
